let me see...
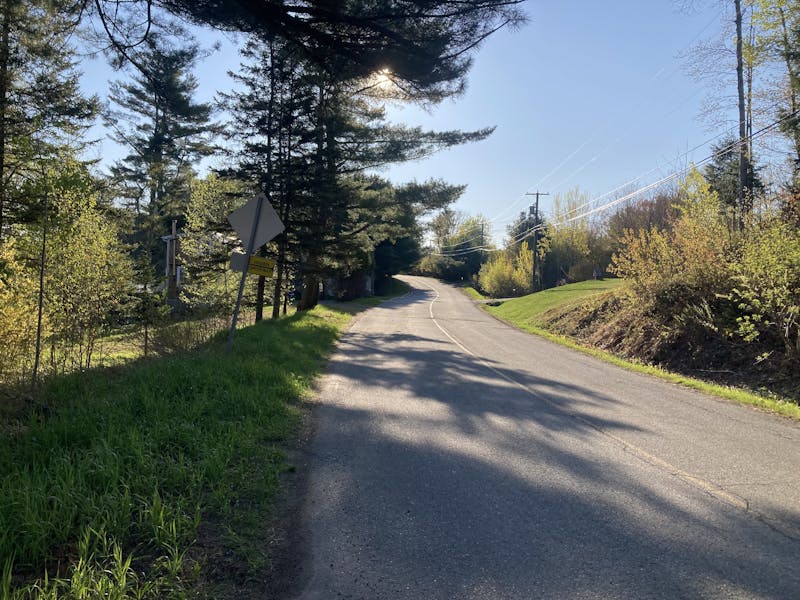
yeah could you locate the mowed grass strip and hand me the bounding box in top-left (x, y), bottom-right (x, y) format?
top-left (478, 280), bottom-right (800, 420)
top-left (486, 279), bottom-right (627, 326)
top-left (0, 306), bottom-right (350, 598)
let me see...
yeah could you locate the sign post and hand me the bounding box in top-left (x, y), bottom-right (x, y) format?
top-left (226, 193), bottom-right (285, 354)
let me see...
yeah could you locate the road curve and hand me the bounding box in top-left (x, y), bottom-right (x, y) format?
top-left (290, 276), bottom-right (800, 599)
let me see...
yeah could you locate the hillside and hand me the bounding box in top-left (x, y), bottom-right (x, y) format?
top-left (481, 279), bottom-right (799, 412)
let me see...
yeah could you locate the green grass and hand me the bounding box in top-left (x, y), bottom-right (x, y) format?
top-left (478, 279), bottom-right (800, 421)
top-left (461, 286), bottom-right (486, 301)
top-left (488, 279), bottom-right (627, 325)
top-left (0, 305), bottom-right (352, 598)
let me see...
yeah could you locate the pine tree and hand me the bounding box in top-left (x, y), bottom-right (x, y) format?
top-left (106, 30), bottom-right (216, 277)
top-left (0, 0), bottom-right (97, 241)
top-left (223, 36), bottom-right (492, 312)
top-left (91, 0), bottom-right (525, 100)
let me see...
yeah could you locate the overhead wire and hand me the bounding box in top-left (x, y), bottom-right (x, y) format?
top-left (482, 13), bottom-right (722, 227)
top-left (432, 108), bottom-right (798, 258)
top-left (536, 98), bottom-right (789, 226)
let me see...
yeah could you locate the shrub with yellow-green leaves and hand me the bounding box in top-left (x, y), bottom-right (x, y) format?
top-left (732, 220), bottom-right (800, 359)
top-left (0, 239), bottom-right (40, 385)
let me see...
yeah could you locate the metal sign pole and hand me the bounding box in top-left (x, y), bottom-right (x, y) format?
top-left (227, 194), bottom-right (265, 354)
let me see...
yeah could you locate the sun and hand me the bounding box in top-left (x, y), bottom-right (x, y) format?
top-left (373, 67), bottom-right (393, 88)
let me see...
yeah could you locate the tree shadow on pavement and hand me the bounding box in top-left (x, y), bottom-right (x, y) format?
top-left (289, 285), bottom-right (800, 599)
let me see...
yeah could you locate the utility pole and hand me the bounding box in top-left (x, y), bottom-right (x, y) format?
top-left (525, 191), bottom-right (549, 291)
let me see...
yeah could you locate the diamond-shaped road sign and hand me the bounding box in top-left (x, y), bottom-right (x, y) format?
top-left (226, 193), bottom-right (285, 354)
top-left (227, 193), bottom-right (284, 249)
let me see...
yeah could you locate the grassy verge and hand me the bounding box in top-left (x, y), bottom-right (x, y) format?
top-left (0, 305), bottom-right (351, 598)
top-left (488, 279), bottom-right (627, 324)
top-left (476, 281), bottom-right (800, 421)
top-left (460, 286), bottom-right (486, 301)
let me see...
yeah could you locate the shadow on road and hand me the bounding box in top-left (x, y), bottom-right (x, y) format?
top-left (298, 315), bottom-right (800, 598)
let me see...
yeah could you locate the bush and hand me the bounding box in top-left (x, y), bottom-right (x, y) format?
top-left (0, 239), bottom-right (39, 386)
top-left (416, 254), bottom-right (471, 281)
top-left (477, 243), bottom-right (534, 298)
top-left (611, 169), bottom-right (732, 301)
top-left (477, 253), bottom-right (516, 297)
top-left (732, 220), bottom-right (800, 358)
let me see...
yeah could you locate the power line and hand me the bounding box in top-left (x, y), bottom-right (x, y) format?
top-left (432, 108), bottom-right (798, 258)
top-left (483, 13), bottom-right (723, 226)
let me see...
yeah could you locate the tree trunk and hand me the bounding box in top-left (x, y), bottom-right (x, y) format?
top-left (257, 36), bottom-right (278, 322)
top-left (255, 245), bottom-right (267, 322)
top-left (298, 273), bottom-right (320, 311)
top-left (735, 0), bottom-right (747, 224)
top-left (0, 0), bottom-right (10, 243)
top-left (272, 235), bottom-right (286, 319)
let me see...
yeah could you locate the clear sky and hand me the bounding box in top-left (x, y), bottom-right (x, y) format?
top-left (380, 1), bottom-right (731, 243)
top-left (81, 1), bottom-right (733, 245)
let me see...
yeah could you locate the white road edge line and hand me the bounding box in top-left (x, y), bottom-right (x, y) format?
top-left (417, 277), bottom-right (750, 514)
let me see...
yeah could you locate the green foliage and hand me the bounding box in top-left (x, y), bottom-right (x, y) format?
top-left (429, 212), bottom-right (492, 279)
top-left (416, 254), bottom-right (471, 281)
top-left (106, 30), bottom-right (216, 277)
top-left (180, 174), bottom-right (251, 314)
top-left (223, 33), bottom-right (482, 310)
top-left (374, 237), bottom-right (420, 288)
top-left (0, 0), bottom-right (98, 238)
top-left (0, 158), bottom-right (133, 384)
top-left (476, 242), bottom-right (534, 298)
top-left (538, 188), bottom-right (601, 286)
top-left (0, 238), bottom-right (39, 384)
top-left (732, 219), bottom-right (800, 357)
top-left (0, 306), bottom-right (350, 597)
top-left (46, 202), bottom-right (133, 371)
top-left (704, 138), bottom-right (763, 214)
top-left (477, 252), bottom-right (516, 297)
top-left (612, 170), bottom-right (732, 299)
top-left (506, 211), bottom-right (544, 257)
top-left (94, 1), bottom-right (526, 104)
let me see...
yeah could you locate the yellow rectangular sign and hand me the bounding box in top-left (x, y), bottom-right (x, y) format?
top-left (247, 255), bottom-right (275, 277)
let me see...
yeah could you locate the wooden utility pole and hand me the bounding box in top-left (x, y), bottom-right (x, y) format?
top-left (525, 191), bottom-right (549, 291)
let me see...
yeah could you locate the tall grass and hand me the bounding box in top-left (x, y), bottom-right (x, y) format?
top-left (0, 306), bottom-right (349, 598)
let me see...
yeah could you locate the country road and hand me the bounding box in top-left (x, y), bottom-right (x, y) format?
top-left (289, 275), bottom-right (800, 599)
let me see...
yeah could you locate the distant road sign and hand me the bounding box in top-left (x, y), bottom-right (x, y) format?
top-left (230, 252), bottom-right (276, 277)
top-left (247, 255), bottom-right (275, 277)
top-left (227, 193), bottom-right (284, 249)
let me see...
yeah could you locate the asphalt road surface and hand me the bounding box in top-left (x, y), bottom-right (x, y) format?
top-left (289, 276), bottom-right (800, 599)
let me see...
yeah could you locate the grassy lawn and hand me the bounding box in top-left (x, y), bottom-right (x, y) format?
top-left (475, 279), bottom-right (800, 421)
top-left (486, 279), bottom-right (627, 326)
top-left (0, 304), bottom-right (360, 598)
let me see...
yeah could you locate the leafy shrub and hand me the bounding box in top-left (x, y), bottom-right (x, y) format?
top-left (416, 254), bottom-right (471, 281)
top-left (476, 242), bottom-right (534, 297)
top-left (611, 169), bottom-right (732, 301)
top-left (0, 239), bottom-right (39, 386)
top-left (732, 220), bottom-right (800, 358)
top-left (477, 253), bottom-right (516, 297)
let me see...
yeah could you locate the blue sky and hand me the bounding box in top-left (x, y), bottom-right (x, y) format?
top-left (82, 1), bottom-right (733, 244)
top-left (380, 1), bottom-right (730, 242)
